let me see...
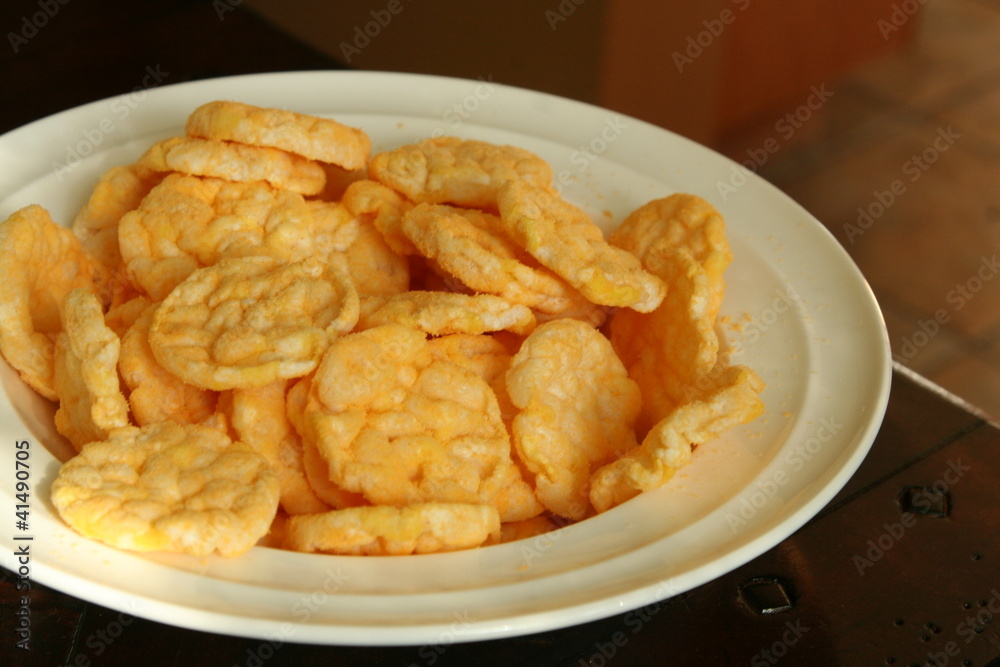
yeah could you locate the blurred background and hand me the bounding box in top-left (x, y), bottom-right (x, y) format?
top-left (244, 0), bottom-right (1000, 420)
top-left (2, 0), bottom-right (998, 420)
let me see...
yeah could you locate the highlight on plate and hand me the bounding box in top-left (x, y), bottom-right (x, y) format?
top-left (0, 100), bottom-right (765, 558)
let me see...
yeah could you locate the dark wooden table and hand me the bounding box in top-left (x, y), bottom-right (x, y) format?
top-left (2, 2), bottom-right (999, 665)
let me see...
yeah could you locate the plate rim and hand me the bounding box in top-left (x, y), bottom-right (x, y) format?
top-left (0, 69), bottom-right (892, 646)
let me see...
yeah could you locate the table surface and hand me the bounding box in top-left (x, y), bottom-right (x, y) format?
top-left (2, 2), bottom-right (999, 666)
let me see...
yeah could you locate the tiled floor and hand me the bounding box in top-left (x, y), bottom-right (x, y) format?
top-left (720, 0), bottom-right (1000, 421)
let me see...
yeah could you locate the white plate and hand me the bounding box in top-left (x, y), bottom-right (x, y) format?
top-left (0, 71), bottom-right (890, 646)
